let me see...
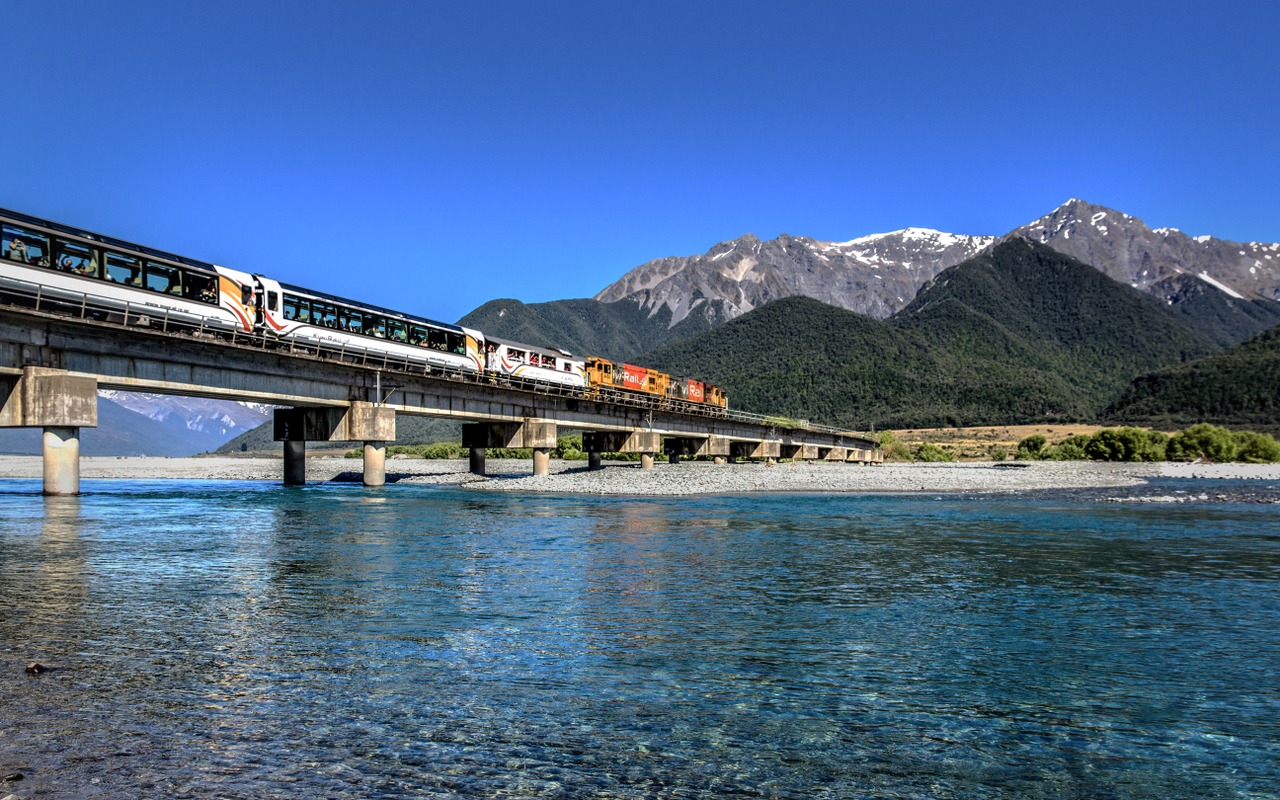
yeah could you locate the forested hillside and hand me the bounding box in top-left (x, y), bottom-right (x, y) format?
top-left (643, 240), bottom-right (1219, 429)
top-left (1104, 325), bottom-right (1280, 429)
top-left (458, 297), bottom-right (724, 362)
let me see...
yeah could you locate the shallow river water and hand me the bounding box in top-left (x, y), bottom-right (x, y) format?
top-left (1, 479), bottom-right (1277, 799)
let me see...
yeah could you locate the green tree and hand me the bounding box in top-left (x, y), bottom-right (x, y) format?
top-left (913, 442), bottom-right (956, 462)
top-left (1085, 427), bottom-right (1166, 462)
top-left (1232, 431), bottom-right (1280, 463)
top-left (1015, 434), bottom-right (1047, 460)
top-left (1166, 423), bottom-right (1237, 462)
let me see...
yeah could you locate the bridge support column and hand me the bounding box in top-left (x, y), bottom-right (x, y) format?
top-left (0, 367), bottom-right (98, 496)
top-left (668, 453), bottom-right (680, 465)
top-left (363, 442), bottom-right (386, 487)
top-left (274, 403), bottom-right (395, 486)
top-left (283, 440), bottom-right (306, 486)
top-left (463, 420), bottom-right (557, 476)
top-left (713, 456), bottom-right (726, 465)
top-left (583, 430), bottom-right (661, 470)
top-left (732, 439), bottom-right (781, 463)
top-left (469, 447), bottom-right (486, 476)
top-left (42, 426), bottom-right (81, 496)
top-left (588, 451), bottom-right (603, 471)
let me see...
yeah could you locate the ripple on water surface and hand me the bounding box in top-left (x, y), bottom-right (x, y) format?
top-left (0, 479), bottom-right (1277, 798)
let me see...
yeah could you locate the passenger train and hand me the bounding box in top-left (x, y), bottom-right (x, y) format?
top-left (0, 208), bottom-right (728, 413)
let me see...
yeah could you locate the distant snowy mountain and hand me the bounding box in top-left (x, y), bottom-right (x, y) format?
top-left (96, 390), bottom-right (273, 440)
top-left (0, 392), bottom-right (273, 457)
top-left (1007, 198), bottom-right (1280, 304)
top-left (595, 200), bottom-right (1280, 336)
top-left (595, 229), bottom-right (994, 322)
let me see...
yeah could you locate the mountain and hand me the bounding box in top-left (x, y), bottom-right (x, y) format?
top-left (591, 199), bottom-right (1280, 348)
top-left (1008, 199), bottom-right (1280, 345)
top-left (1010, 199), bottom-right (1280, 302)
top-left (1103, 324), bottom-right (1280, 429)
top-left (458, 296), bottom-right (720, 362)
top-left (0, 392), bottom-right (272, 456)
top-left (641, 240), bottom-right (1218, 429)
top-left (595, 229), bottom-right (994, 323)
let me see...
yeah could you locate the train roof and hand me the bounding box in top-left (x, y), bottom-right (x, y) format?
top-left (278, 281), bottom-right (466, 333)
top-left (485, 335), bottom-right (577, 359)
top-left (1, 207), bottom-right (219, 273)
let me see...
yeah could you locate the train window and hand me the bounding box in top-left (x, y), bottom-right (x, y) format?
top-left (509, 349), bottom-right (525, 362)
top-left (408, 325), bottom-right (427, 346)
top-left (3, 224), bottom-right (49, 265)
top-left (448, 332), bottom-right (465, 354)
top-left (385, 320), bottom-right (407, 342)
top-left (145, 262), bottom-right (182, 295)
top-left (314, 302), bottom-right (339, 329)
top-left (543, 356), bottom-right (557, 369)
top-left (341, 309), bottom-right (364, 334)
top-left (53, 239), bottom-right (99, 277)
top-left (105, 252), bottom-right (142, 285)
top-left (185, 273), bottom-right (217, 304)
top-left (266, 291), bottom-right (278, 312)
top-left (427, 328), bottom-right (448, 351)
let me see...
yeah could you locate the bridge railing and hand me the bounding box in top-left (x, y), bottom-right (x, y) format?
top-left (1, 281), bottom-right (868, 438)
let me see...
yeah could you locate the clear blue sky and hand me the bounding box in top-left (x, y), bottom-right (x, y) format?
top-left (6, 1), bottom-right (1278, 323)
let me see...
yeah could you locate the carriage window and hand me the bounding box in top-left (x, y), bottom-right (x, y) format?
top-left (427, 328), bottom-right (448, 351)
top-left (3, 224), bottom-right (49, 265)
top-left (509, 349), bottom-right (525, 362)
top-left (145, 262), bottom-right (182, 295)
top-left (266, 291), bottom-right (278, 312)
top-left (282, 295), bottom-right (302, 321)
top-left (53, 239), bottom-right (99, 277)
top-left (385, 319), bottom-right (407, 342)
top-left (409, 325), bottom-right (427, 346)
top-left (448, 332), bottom-right (465, 355)
top-left (543, 356), bottom-right (557, 369)
top-left (313, 302), bottom-right (338, 329)
top-left (341, 309), bottom-right (364, 334)
top-left (185, 272), bottom-right (218, 304)
top-left (105, 252), bottom-right (142, 285)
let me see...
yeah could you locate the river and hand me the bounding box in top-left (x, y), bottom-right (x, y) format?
top-left (1, 479), bottom-right (1277, 798)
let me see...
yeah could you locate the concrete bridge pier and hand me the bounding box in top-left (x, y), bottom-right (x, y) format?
top-left (583, 430), bottom-right (661, 471)
top-left (463, 420), bottom-right (557, 476)
top-left (275, 402), bottom-right (396, 486)
top-left (0, 367), bottom-right (98, 496)
top-left (469, 446), bottom-right (486, 476)
top-left (588, 451), bottom-right (603, 471)
top-left (283, 440), bottom-right (307, 486)
top-left (43, 426), bottom-right (82, 496)
top-left (363, 441), bottom-right (386, 487)
top-left (732, 439), bottom-right (781, 464)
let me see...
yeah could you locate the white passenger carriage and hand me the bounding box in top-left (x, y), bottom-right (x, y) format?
top-left (484, 336), bottom-right (587, 388)
top-left (263, 282), bottom-right (485, 374)
top-left (1, 210), bottom-right (260, 332)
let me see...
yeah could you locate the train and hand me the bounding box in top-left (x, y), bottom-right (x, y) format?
top-left (0, 208), bottom-right (728, 413)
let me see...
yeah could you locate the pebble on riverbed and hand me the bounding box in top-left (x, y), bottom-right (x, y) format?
top-left (24, 662), bottom-right (47, 674)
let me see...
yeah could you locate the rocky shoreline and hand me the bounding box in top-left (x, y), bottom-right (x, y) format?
top-left (0, 455), bottom-right (1277, 497)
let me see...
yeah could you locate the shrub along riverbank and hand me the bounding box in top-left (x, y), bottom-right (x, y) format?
top-left (880, 424), bottom-right (1280, 463)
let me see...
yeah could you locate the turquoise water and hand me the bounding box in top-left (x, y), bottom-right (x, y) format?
top-left (0, 479), bottom-right (1277, 798)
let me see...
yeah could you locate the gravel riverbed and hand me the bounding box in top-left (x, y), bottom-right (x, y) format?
top-left (1, 456), bottom-right (1276, 496)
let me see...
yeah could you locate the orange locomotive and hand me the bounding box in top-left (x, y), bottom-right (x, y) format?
top-left (585, 356), bottom-right (727, 410)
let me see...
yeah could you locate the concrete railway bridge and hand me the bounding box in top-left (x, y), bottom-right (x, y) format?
top-left (0, 303), bottom-right (880, 495)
